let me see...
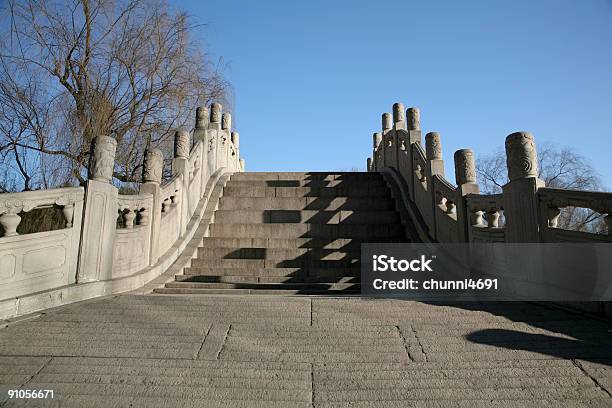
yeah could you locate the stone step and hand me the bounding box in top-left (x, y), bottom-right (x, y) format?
top-left (183, 267), bottom-right (359, 278)
top-left (175, 275), bottom-right (359, 284)
top-left (213, 210), bottom-right (399, 225)
top-left (230, 172), bottom-right (381, 181)
top-left (196, 247), bottom-right (360, 261)
top-left (225, 179), bottom-right (386, 188)
top-left (200, 237), bottom-right (407, 250)
top-left (209, 223), bottom-right (405, 239)
top-left (153, 287), bottom-right (360, 295)
top-left (163, 281), bottom-right (359, 291)
top-left (218, 197), bottom-right (396, 211)
top-left (222, 186), bottom-right (390, 198)
top-left (189, 257), bottom-right (360, 269)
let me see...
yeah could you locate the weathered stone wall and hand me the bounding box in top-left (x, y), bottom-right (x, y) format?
top-left (0, 104), bottom-right (244, 318)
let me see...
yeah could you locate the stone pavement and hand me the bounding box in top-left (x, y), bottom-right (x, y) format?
top-left (1, 294), bottom-right (612, 407)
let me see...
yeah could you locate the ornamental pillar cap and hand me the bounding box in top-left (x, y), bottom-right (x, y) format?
top-left (231, 131), bottom-right (240, 149)
top-left (425, 132), bottom-right (442, 160)
top-left (222, 112), bottom-right (232, 130)
top-left (89, 135), bottom-right (117, 183)
top-left (454, 148), bottom-right (476, 185)
top-left (142, 148), bottom-right (164, 184)
top-left (195, 107), bottom-right (208, 129)
top-left (382, 113), bottom-right (392, 131)
top-left (505, 131), bottom-right (538, 181)
top-left (174, 130), bottom-right (190, 158)
top-left (407, 107), bottom-right (420, 131)
top-left (392, 102), bottom-right (405, 123)
top-left (373, 132), bottom-right (382, 149)
top-left (210, 103), bottom-right (222, 123)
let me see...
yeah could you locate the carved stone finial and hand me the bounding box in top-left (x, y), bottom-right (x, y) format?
top-left (382, 113), bottom-right (392, 131)
top-left (373, 132), bottom-right (382, 149)
top-left (174, 130), bottom-right (190, 158)
top-left (231, 131), bottom-right (240, 149)
top-left (392, 103), bottom-right (405, 123)
top-left (195, 107), bottom-right (208, 129)
top-left (407, 108), bottom-right (420, 131)
top-left (425, 132), bottom-right (442, 160)
top-left (367, 157), bottom-right (372, 171)
top-left (239, 158), bottom-right (245, 171)
top-left (222, 113), bottom-right (232, 130)
top-left (505, 131), bottom-right (538, 181)
top-left (142, 148), bottom-right (164, 184)
top-left (454, 149), bottom-right (476, 185)
top-left (89, 135), bottom-right (117, 183)
top-left (210, 103), bottom-right (222, 123)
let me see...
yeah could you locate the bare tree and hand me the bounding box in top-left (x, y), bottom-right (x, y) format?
top-left (0, 0), bottom-right (229, 191)
top-left (476, 142), bottom-right (607, 233)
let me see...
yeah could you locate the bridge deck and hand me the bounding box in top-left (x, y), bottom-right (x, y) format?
top-left (1, 295), bottom-right (611, 407)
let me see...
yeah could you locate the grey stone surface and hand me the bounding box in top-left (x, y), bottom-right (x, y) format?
top-left (1, 295), bottom-right (611, 406)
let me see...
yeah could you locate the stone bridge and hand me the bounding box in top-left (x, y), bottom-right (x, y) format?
top-left (0, 102), bottom-right (611, 406)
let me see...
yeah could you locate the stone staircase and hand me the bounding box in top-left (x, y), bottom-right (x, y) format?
top-left (154, 172), bottom-right (408, 295)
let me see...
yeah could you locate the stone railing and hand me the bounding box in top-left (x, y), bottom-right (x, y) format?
top-left (0, 103), bottom-right (244, 318)
top-left (368, 102), bottom-right (611, 244)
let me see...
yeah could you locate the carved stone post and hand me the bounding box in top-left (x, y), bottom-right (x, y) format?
top-left (367, 157), bottom-right (372, 172)
top-left (206, 103), bottom-right (223, 172)
top-left (88, 135), bottom-right (117, 182)
top-left (373, 132), bottom-right (383, 171)
top-left (502, 132), bottom-right (544, 242)
top-left (193, 107), bottom-right (209, 197)
top-left (425, 132), bottom-right (445, 240)
top-left (173, 130), bottom-right (190, 237)
top-left (231, 131), bottom-right (240, 171)
top-left (382, 111), bottom-right (397, 168)
top-left (78, 135), bottom-right (119, 282)
top-left (393, 102), bottom-right (406, 130)
top-left (405, 107), bottom-right (422, 199)
top-left (174, 130), bottom-right (190, 159)
top-left (454, 149), bottom-right (480, 242)
top-left (140, 148), bottom-right (164, 265)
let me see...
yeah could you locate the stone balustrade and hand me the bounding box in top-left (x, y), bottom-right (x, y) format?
top-left (0, 103), bottom-right (244, 318)
top-left (369, 102), bottom-right (611, 244)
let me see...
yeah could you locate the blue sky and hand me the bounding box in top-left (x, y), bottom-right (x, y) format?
top-left (178, 0), bottom-right (612, 187)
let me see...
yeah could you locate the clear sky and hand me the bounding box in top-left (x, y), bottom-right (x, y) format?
top-left (177, 0), bottom-right (612, 187)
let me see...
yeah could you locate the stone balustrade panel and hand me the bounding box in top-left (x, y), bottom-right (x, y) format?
top-left (432, 175), bottom-right (460, 242)
top-left (538, 187), bottom-right (612, 242)
top-left (0, 187), bottom-right (84, 300)
top-left (113, 193), bottom-right (154, 278)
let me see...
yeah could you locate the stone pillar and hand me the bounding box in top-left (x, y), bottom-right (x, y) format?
top-left (454, 149), bottom-right (480, 242)
top-left (174, 129), bottom-right (190, 159)
top-left (140, 148), bottom-right (164, 265)
top-left (173, 130), bottom-right (190, 237)
top-left (210, 103), bottom-right (222, 129)
top-left (502, 132), bottom-right (544, 242)
top-left (425, 132), bottom-right (445, 240)
top-left (193, 107), bottom-right (209, 197)
top-left (405, 107), bottom-right (422, 199)
top-left (372, 132), bottom-right (382, 171)
top-left (88, 135), bottom-right (117, 182)
top-left (231, 131), bottom-right (240, 171)
top-left (222, 113), bottom-right (232, 131)
top-left (78, 135), bottom-right (119, 282)
top-left (367, 157), bottom-right (372, 172)
top-left (392, 102), bottom-right (406, 130)
top-left (194, 106), bottom-right (208, 142)
top-left (382, 112), bottom-right (397, 168)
